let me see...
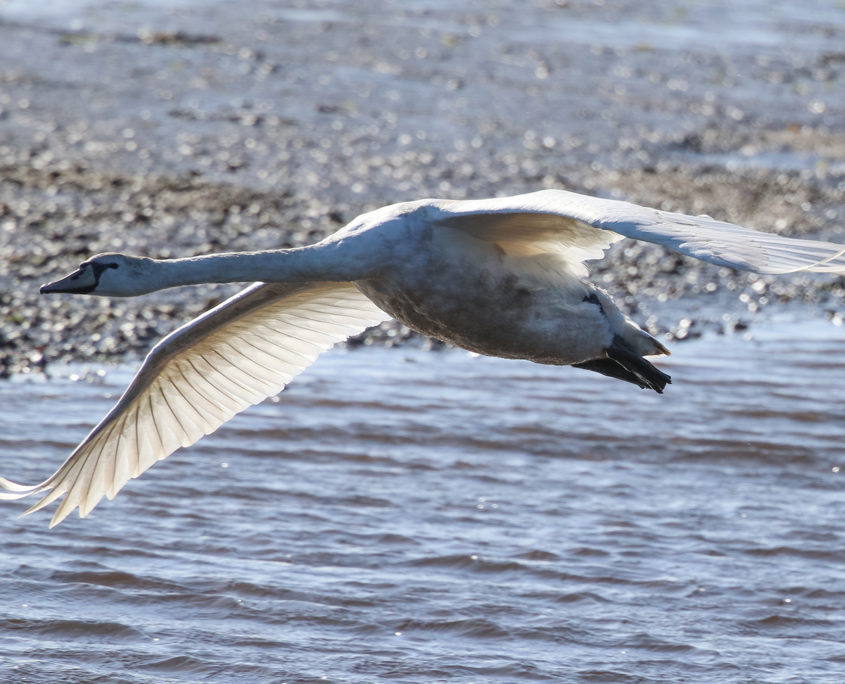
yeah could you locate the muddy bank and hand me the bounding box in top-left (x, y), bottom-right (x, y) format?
top-left (0, 0), bottom-right (843, 376)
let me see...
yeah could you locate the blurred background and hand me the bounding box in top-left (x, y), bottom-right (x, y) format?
top-left (0, 0), bottom-right (843, 373)
top-left (0, 2), bottom-right (844, 682)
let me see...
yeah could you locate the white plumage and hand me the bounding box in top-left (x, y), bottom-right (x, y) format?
top-left (3, 188), bottom-right (844, 526)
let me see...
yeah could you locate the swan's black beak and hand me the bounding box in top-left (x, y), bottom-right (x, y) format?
top-left (40, 266), bottom-right (96, 294)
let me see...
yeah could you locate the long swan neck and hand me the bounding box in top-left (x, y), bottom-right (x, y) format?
top-left (153, 245), bottom-right (357, 288)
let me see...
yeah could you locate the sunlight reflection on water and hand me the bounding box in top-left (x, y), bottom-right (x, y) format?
top-left (0, 317), bottom-right (844, 681)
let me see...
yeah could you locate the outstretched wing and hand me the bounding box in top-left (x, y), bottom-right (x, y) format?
top-left (434, 189), bottom-right (845, 275)
top-left (0, 281), bottom-right (389, 527)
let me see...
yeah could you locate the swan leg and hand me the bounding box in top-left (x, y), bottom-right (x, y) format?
top-left (573, 336), bottom-right (671, 393)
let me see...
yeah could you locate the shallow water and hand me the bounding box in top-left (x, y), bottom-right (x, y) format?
top-left (1, 0), bottom-right (844, 681)
top-left (1, 317), bottom-right (844, 683)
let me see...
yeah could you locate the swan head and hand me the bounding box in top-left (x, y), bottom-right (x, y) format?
top-left (40, 254), bottom-right (157, 297)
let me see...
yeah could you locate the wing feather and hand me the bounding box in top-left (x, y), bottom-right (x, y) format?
top-left (435, 189), bottom-right (845, 275)
top-left (0, 281), bottom-right (388, 526)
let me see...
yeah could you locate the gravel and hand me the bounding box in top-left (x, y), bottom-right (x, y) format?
top-left (1, 0), bottom-right (844, 376)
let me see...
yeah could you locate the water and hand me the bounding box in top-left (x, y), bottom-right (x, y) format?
top-left (1, 317), bottom-right (844, 682)
top-left (1, 0), bottom-right (844, 680)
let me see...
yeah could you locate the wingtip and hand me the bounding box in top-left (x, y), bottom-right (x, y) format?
top-left (48, 504), bottom-right (74, 529)
top-left (0, 476), bottom-right (38, 494)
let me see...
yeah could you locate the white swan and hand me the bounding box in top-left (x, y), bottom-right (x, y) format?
top-left (3, 188), bottom-right (845, 527)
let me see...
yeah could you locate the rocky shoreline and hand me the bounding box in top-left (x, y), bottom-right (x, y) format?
top-left (1, 1), bottom-right (843, 376)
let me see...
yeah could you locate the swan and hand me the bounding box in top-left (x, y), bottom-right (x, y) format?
top-left (3, 188), bottom-right (845, 527)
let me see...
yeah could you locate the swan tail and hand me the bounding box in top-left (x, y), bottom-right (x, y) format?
top-left (573, 335), bottom-right (671, 393)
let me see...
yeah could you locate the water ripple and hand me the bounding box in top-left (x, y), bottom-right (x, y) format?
top-left (1, 318), bottom-right (845, 681)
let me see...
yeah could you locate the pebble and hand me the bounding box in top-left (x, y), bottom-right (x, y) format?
top-left (0, 1), bottom-right (843, 376)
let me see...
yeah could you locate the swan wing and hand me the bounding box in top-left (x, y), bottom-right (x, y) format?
top-left (435, 189), bottom-right (845, 275)
top-left (0, 281), bottom-right (388, 527)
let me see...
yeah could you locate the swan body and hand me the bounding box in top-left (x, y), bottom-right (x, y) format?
top-left (4, 188), bottom-right (845, 527)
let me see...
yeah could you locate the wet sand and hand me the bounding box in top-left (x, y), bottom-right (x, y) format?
top-left (1, 0), bottom-right (844, 375)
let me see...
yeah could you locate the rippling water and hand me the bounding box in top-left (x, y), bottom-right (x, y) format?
top-left (1, 317), bottom-right (844, 682)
